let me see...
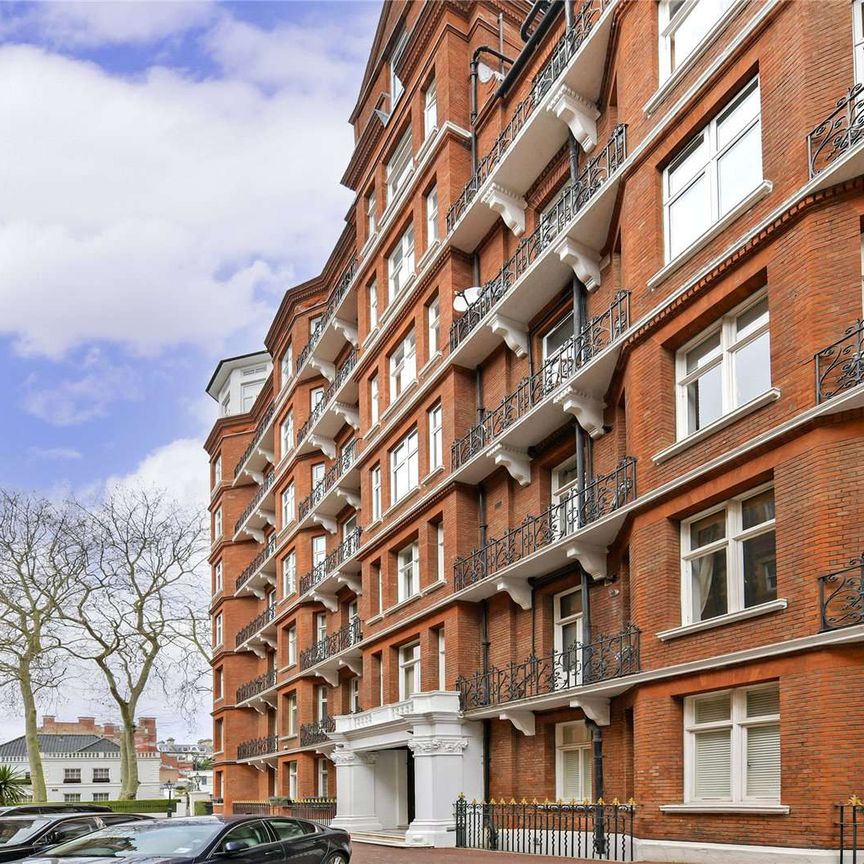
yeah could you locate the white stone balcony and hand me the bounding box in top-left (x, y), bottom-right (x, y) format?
top-left (233, 404), bottom-right (275, 487)
top-left (299, 528), bottom-right (363, 611)
top-left (297, 440), bottom-right (361, 536)
top-left (234, 534), bottom-right (278, 598)
top-left (296, 350), bottom-right (359, 459)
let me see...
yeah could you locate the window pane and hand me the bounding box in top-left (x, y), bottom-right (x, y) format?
top-left (743, 530), bottom-right (777, 608)
top-left (693, 729), bottom-right (731, 798)
top-left (685, 330), bottom-right (721, 373)
top-left (717, 121), bottom-right (762, 216)
top-left (734, 331), bottom-right (771, 406)
top-left (736, 298), bottom-right (769, 338)
top-left (669, 136), bottom-right (708, 196)
top-left (669, 173), bottom-right (710, 257)
top-left (694, 692), bottom-right (731, 724)
top-left (687, 363), bottom-right (723, 432)
top-left (745, 723), bottom-right (780, 798)
top-left (690, 510), bottom-right (726, 549)
top-left (717, 82), bottom-right (760, 150)
top-left (545, 315), bottom-right (574, 358)
top-left (690, 549), bottom-right (727, 621)
top-left (747, 686), bottom-right (779, 717)
top-left (559, 590), bottom-right (582, 619)
top-left (670, 0), bottom-right (717, 71)
top-left (742, 489), bottom-right (775, 529)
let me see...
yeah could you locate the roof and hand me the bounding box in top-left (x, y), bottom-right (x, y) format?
top-left (204, 350), bottom-right (271, 400)
top-left (0, 734), bottom-right (121, 759)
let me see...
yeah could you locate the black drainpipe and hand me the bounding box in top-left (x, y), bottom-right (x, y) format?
top-left (481, 600), bottom-right (492, 803)
top-left (470, 46), bottom-right (515, 171)
top-left (497, 1), bottom-right (564, 99)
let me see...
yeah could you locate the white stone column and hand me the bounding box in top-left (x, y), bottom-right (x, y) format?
top-left (330, 747), bottom-right (383, 833)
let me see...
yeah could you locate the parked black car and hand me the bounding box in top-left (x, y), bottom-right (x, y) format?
top-left (21, 815), bottom-right (351, 864)
top-left (0, 808), bottom-right (111, 817)
top-left (0, 813), bottom-right (149, 862)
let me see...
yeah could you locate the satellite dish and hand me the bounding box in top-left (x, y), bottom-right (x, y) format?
top-left (477, 62), bottom-right (504, 85)
top-left (453, 286), bottom-right (483, 313)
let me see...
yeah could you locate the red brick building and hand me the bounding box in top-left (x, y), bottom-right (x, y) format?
top-left (205, 1), bottom-right (864, 859)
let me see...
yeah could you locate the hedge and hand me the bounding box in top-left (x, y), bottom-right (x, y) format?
top-left (47, 799), bottom-right (178, 814)
top-left (194, 801), bottom-right (213, 816)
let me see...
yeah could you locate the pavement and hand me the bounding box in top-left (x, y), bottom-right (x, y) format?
top-left (350, 845), bottom-right (623, 863)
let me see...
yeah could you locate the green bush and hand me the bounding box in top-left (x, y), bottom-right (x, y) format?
top-left (47, 799), bottom-right (178, 814)
top-left (194, 801), bottom-right (213, 816)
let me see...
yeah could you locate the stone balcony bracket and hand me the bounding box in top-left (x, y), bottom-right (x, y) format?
top-left (315, 668), bottom-right (340, 687)
top-left (309, 435), bottom-right (337, 459)
top-left (246, 527), bottom-right (266, 544)
top-left (564, 541), bottom-right (607, 582)
top-left (500, 710), bottom-right (535, 736)
top-left (489, 443), bottom-right (531, 486)
top-left (309, 356), bottom-right (336, 382)
top-left (261, 509), bottom-right (276, 528)
top-left (554, 386), bottom-right (606, 439)
top-left (313, 514), bottom-right (338, 535)
top-left (547, 84), bottom-right (600, 153)
top-left (311, 590), bottom-right (339, 613)
top-left (257, 446), bottom-right (274, 464)
top-left (335, 487), bottom-right (361, 509)
top-left (248, 469), bottom-right (266, 485)
top-left (333, 318), bottom-right (359, 347)
top-left (570, 695), bottom-right (611, 726)
top-left (496, 575), bottom-right (532, 611)
top-left (338, 573), bottom-right (362, 594)
top-left (334, 403), bottom-right (361, 430)
top-left (489, 313), bottom-right (529, 357)
top-left (481, 183), bottom-right (527, 236)
top-left (555, 236), bottom-right (602, 292)
top-left (340, 656), bottom-right (362, 676)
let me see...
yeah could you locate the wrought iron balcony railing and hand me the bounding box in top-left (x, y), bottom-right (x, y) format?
top-left (814, 319), bottom-right (864, 403)
top-left (298, 440), bottom-right (358, 521)
top-left (450, 125), bottom-right (627, 353)
top-left (300, 616), bottom-right (362, 670)
top-left (454, 457), bottom-right (636, 592)
top-left (299, 528), bottom-right (363, 596)
top-left (234, 470), bottom-right (275, 535)
top-left (235, 604), bottom-right (277, 648)
top-left (296, 261), bottom-right (358, 374)
top-left (818, 554), bottom-right (864, 631)
top-left (299, 714), bottom-right (335, 747)
top-left (297, 349), bottom-right (358, 445)
top-left (452, 292), bottom-right (629, 469)
top-left (446, 0), bottom-right (608, 232)
top-left (234, 404), bottom-right (275, 480)
top-left (455, 626), bottom-right (640, 711)
top-left (236, 669), bottom-right (277, 704)
top-left (807, 83), bottom-right (864, 178)
top-left (235, 534), bottom-right (277, 592)
top-left (236, 735), bottom-right (279, 760)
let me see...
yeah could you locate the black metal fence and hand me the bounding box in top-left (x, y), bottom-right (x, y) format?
top-left (236, 534), bottom-right (277, 592)
top-left (235, 603), bottom-right (276, 648)
top-left (455, 797), bottom-right (635, 861)
top-left (297, 349), bottom-right (358, 445)
top-left (807, 83), bottom-right (864, 177)
top-left (814, 320), bottom-right (864, 403)
top-left (236, 735), bottom-right (279, 760)
top-left (819, 555), bottom-right (864, 631)
top-left (236, 669), bottom-right (277, 704)
top-left (234, 470), bottom-right (275, 535)
top-left (839, 798), bottom-right (864, 864)
top-left (300, 616), bottom-right (362, 670)
top-left (300, 715), bottom-right (335, 747)
top-left (233, 801), bottom-right (271, 815)
top-left (298, 439), bottom-right (358, 520)
top-left (299, 527), bottom-right (362, 595)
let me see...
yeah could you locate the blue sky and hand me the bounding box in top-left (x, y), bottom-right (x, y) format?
top-left (0, 0), bottom-right (380, 737)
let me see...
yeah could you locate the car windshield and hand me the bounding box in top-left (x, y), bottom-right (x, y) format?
top-left (46, 823), bottom-right (222, 858)
top-left (0, 817), bottom-right (45, 845)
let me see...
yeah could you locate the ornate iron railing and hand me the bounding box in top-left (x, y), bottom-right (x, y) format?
top-left (454, 458), bottom-right (636, 591)
top-left (298, 440), bottom-right (359, 520)
top-left (300, 617), bottom-right (362, 670)
top-left (235, 604), bottom-right (277, 647)
top-left (299, 715), bottom-right (335, 747)
top-left (234, 470), bottom-right (275, 535)
top-left (838, 797), bottom-right (864, 863)
top-left (807, 83), bottom-right (864, 177)
top-left (235, 534), bottom-right (277, 592)
top-left (232, 801), bottom-right (269, 814)
top-left (446, 0), bottom-right (607, 232)
top-left (234, 404), bottom-right (275, 480)
top-left (818, 555), bottom-right (864, 631)
top-left (814, 320), bottom-right (864, 403)
top-left (455, 796), bottom-right (635, 861)
top-left (456, 626), bottom-right (640, 711)
top-left (297, 349), bottom-right (358, 445)
top-left (299, 528), bottom-right (363, 595)
top-left (296, 261), bottom-right (358, 374)
top-left (236, 736), bottom-right (279, 760)
top-left (270, 799), bottom-right (337, 826)
top-left (236, 669), bottom-right (277, 704)
top-left (452, 292), bottom-right (629, 469)
top-left (450, 124), bottom-right (627, 353)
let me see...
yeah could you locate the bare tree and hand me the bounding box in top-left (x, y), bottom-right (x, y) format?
top-left (62, 488), bottom-right (208, 799)
top-left (0, 491), bottom-right (86, 802)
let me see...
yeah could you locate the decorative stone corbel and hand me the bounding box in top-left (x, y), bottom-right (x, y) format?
top-left (481, 183), bottom-right (527, 236)
top-left (333, 402), bottom-right (360, 430)
top-left (555, 237), bottom-right (602, 292)
top-left (246, 527), bottom-right (266, 544)
top-left (258, 446), bottom-right (274, 464)
top-left (308, 356), bottom-right (336, 382)
top-left (309, 435), bottom-right (337, 459)
top-left (248, 469), bottom-right (265, 485)
top-left (250, 701), bottom-right (265, 716)
top-left (554, 386), bottom-right (606, 439)
top-left (340, 656), bottom-right (363, 676)
top-left (248, 586), bottom-right (266, 600)
top-left (335, 488), bottom-right (361, 509)
top-left (489, 313), bottom-right (529, 357)
top-left (248, 643), bottom-right (267, 659)
top-left (315, 667), bottom-right (340, 687)
top-left (547, 85), bottom-right (600, 152)
top-left (570, 695), bottom-right (611, 726)
top-left (489, 443), bottom-right (531, 486)
top-left (260, 509), bottom-right (276, 527)
top-left (496, 575), bottom-right (532, 610)
top-left (564, 542), bottom-right (607, 581)
top-left (311, 590), bottom-right (339, 613)
top-left (333, 318), bottom-right (359, 347)
top-left (500, 710), bottom-right (535, 736)
top-left (313, 514), bottom-right (338, 534)
top-left (337, 573), bottom-right (362, 594)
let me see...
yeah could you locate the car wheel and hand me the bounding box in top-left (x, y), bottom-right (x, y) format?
top-left (325, 854), bottom-right (348, 864)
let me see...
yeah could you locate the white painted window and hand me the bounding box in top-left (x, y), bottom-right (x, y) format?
top-left (436, 522), bottom-right (445, 582)
top-left (676, 293), bottom-right (770, 438)
top-left (554, 587), bottom-right (583, 688)
top-left (288, 761), bottom-right (298, 799)
top-left (282, 550), bottom-right (296, 596)
top-left (287, 693), bottom-right (297, 737)
top-left (281, 348), bottom-right (293, 387)
top-left (241, 382), bottom-right (260, 413)
top-left (437, 627), bottom-right (446, 689)
top-left (214, 560), bottom-right (223, 595)
top-left (311, 386), bottom-right (325, 412)
top-left (213, 455), bottom-right (222, 487)
top-left (371, 465), bottom-right (382, 521)
top-left (343, 514), bottom-right (358, 541)
top-left (391, 428), bottom-right (419, 503)
top-left (682, 486), bottom-right (776, 624)
top-left (287, 626), bottom-right (297, 666)
top-left (213, 507), bottom-right (222, 540)
top-left (214, 613), bottom-right (223, 647)
top-left (281, 483), bottom-right (295, 528)
top-left (424, 77), bottom-right (438, 139)
top-left (315, 683), bottom-right (329, 720)
top-left (685, 684), bottom-right (780, 802)
top-left (369, 281), bottom-right (379, 331)
top-left (92, 767), bottom-right (109, 782)
top-left (427, 295), bottom-right (440, 356)
top-left (349, 676), bottom-right (361, 712)
top-left (556, 721), bottom-right (592, 801)
top-left (280, 412), bottom-right (294, 458)
top-left (855, 0), bottom-right (864, 86)
top-left (93, 793), bottom-right (109, 802)
top-left (64, 768), bottom-right (81, 783)
top-left (312, 535), bottom-right (327, 568)
top-left (348, 598), bottom-right (358, 622)
top-left (399, 641), bottom-right (421, 699)
top-left (220, 391), bottom-right (231, 416)
top-left (425, 185), bottom-right (439, 246)
top-left (387, 129), bottom-right (413, 202)
top-left (428, 402), bottom-right (443, 470)
top-left (370, 374), bottom-right (380, 426)
top-left (314, 612), bottom-right (328, 644)
top-left (388, 225), bottom-right (416, 302)
top-left (397, 541), bottom-right (420, 602)
top-left (389, 330), bottom-right (416, 399)
top-left (312, 462), bottom-right (325, 490)
top-left (367, 190), bottom-right (377, 238)
top-left (658, 0), bottom-right (733, 81)
top-left (375, 564), bottom-right (384, 614)
top-left (317, 758), bottom-right (330, 797)
top-left (309, 315), bottom-right (322, 338)
top-left (63, 793), bottom-right (81, 802)
top-left (664, 78), bottom-right (762, 261)
top-left (390, 28), bottom-right (409, 105)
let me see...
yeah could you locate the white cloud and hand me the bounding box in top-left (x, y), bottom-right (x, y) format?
top-left (27, 446), bottom-right (83, 461)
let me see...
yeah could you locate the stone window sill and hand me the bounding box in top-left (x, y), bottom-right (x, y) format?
top-left (382, 380), bottom-right (419, 422)
top-left (657, 599), bottom-right (788, 641)
top-left (419, 351), bottom-right (442, 377)
top-left (660, 803), bottom-right (789, 815)
top-left (421, 579), bottom-right (447, 596)
top-left (382, 485), bottom-right (420, 519)
top-left (422, 465), bottom-right (444, 485)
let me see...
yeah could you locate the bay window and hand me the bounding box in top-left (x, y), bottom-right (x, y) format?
top-left (388, 225), bottom-right (415, 301)
top-left (391, 428), bottom-right (419, 503)
top-left (389, 330), bottom-right (416, 399)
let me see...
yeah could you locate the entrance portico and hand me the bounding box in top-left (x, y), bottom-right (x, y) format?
top-left (329, 692), bottom-right (483, 847)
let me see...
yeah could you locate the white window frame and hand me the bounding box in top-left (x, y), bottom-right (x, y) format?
top-left (214, 613), bottom-right (223, 647)
top-left (213, 507), bottom-right (222, 540)
top-left (684, 683), bottom-right (781, 803)
top-left (425, 185), bottom-right (439, 246)
top-left (555, 721), bottom-right (592, 802)
top-left (92, 793), bottom-right (109, 802)
top-left (349, 676), bottom-right (361, 712)
top-left (213, 455), bottom-right (222, 487)
top-left (427, 295), bottom-right (440, 356)
top-left (389, 330), bottom-right (416, 400)
top-left (317, 757), bottom-right (329, 797)
top-left (387, 225), bottom-right (416, 302)
top-left (436, 522), bottom-right (445, 582)
top-left (391, 428), bottom-right (419, 503)
top-left (367, 189), bottom-right (377, 239)
top-left (681, 484), bottom-right (776, 625)
top-left (65, 768), bottom-right (81, 782)
top-left (663, 77), bottom-right (762, 262)
top-left (387, 129), bottom-right (413, 202)
top-left (371, 464), bottom-right (382, 521)
top-left (280, 412), bottom-right (294, 458)
top-left (280, 348), bottom-right (293, 387)
top-left (311, 386), bottom-right (325, 411)
top-left (437, 627), bottom-right (446, 689)
top-left (390, 28), bottom-right (409, 106)
top-left (658, 0), bottom-right (733, 81)
top-left (397, 541), bottom-right (420, 602)
top-left (398, 641), bottom-right (421, 699)
top-left (553, 587), bottom-right (583, 688)
top-left (287, 692), bottom-right (297, 737)
top-left (282, 550), bottom-right (296, 597)
top-left (288, 761), bottom-right (298, 799)
top-left (369, 281), bottom-right (379, 332)
top-left (370, 374), bottom-right (380, 426)
top-left (375, 565), bottom-right (384, 614)
top-left (314, 612), bottom-right (328, 644)
top-left (423, 77), bottom-right (438, 139)
top-left (312, 462), bottom-right (325, 490)
top-left (675, 292), bottom-right (771, 440)
top-left (63, 793), bottom-right (81, 803)
top-left (428, 402), bottom-right (443, 470)
top-left (287, 625), bottom-right (297, 666)
top-left (281, 483), bottom-right (295, 528)
top-left (214, 560), bottom-right (223, 595)
top-left (312, 534), bottom-right (327, 568)
top-left (315, 683), bottom-right (329, 720)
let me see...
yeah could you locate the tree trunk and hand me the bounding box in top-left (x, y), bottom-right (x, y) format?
top-left (19, 663), bottom-right (47, 803)
top-left (117, 707), bottom-right (139, 800)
